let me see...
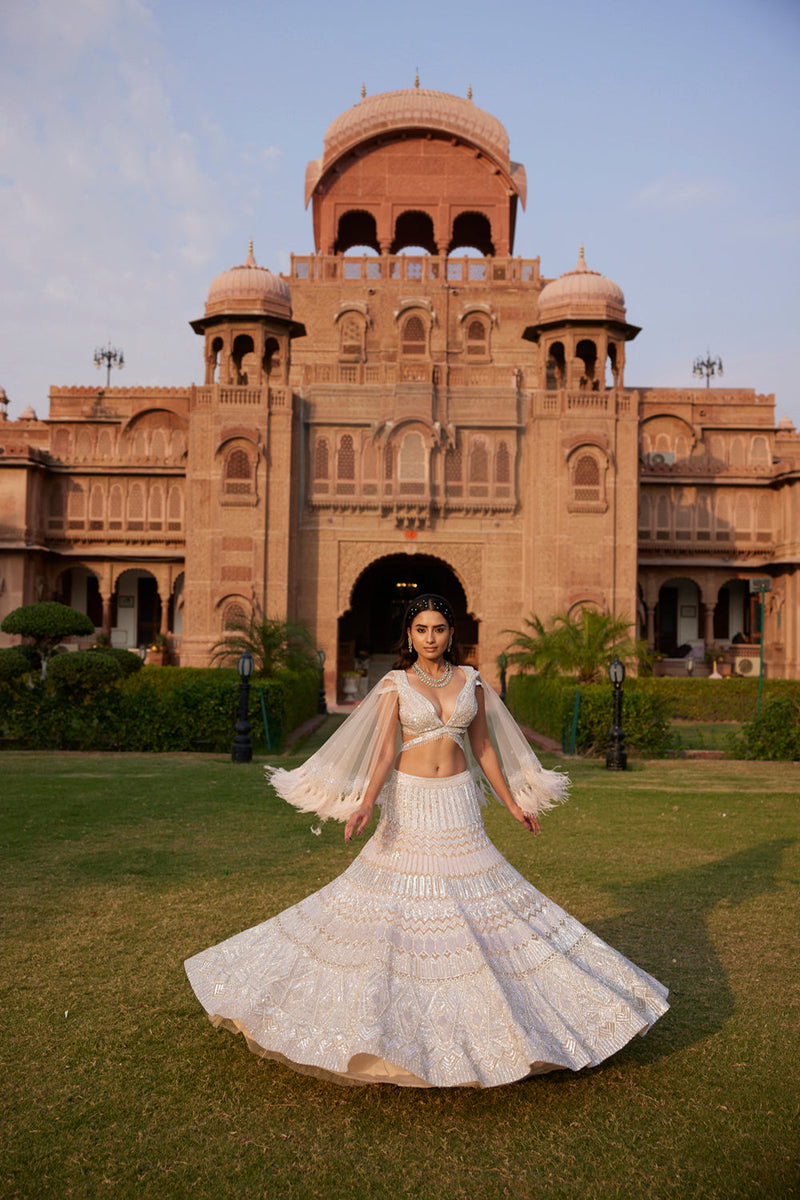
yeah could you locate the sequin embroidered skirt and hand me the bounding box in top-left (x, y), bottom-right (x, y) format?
top-left (184, 770), bottom-right (669, 1088)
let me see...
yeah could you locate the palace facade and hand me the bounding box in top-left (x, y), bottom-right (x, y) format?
top-left (1, 86), bottom-right (799, 693)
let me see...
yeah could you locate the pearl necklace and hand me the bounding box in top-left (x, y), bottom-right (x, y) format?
top-left (412, 659), bottom-right (453, 688)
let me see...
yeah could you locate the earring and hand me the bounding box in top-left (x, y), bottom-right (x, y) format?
top-left (407, 632), bottom-right (413, 652)
top-left (448, 633), bottom-right (453, 651)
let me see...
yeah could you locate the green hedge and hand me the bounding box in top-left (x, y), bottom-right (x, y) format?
top-left (1, 664), bottom-right (319, 753)
top-left (737, 697), bottom-right (800, 760)
top-left (506, 675), bottom-right (672, 757)
top-left (631, 677), bottom-right (800, 722)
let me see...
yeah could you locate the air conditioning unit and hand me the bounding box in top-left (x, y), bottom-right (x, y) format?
top-left (734, 656), bottom-right (761, 677)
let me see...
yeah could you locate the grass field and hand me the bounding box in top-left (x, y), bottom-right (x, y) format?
top-left (1, 734), bottom-right (798, 1200)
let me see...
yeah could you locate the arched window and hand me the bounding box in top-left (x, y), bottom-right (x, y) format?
top-left (337, 435), bottom-right (356, 494)
top-left (445, 446), bottom-right (463, 497)
top-left (469, 440), bottom-right (489, 484)
top-left (546, 342), bottom-right (566, 390)
top-left (398, 432), bottom-right (426, 495)
top-left (638, 494), bottom-right (651, 536)
top-left (401, 315), bottom-right (426, 356)
top-left (98, 430), bottom-right (113, 458)
top-left (756, 493), bottom-right (771, 541)
top-left (573, 454), bottom-right (600, 500)
top-left (167, 486), bottom-right (182, 531)
top-left (339, 317), bottom-right (363, 359)
top-left (656, 494), bottom-right (670, 540)
top-left (314, 438), bottom-right (330, 481)
top-left (225, 448), bottom-right (252, 494)
top-left (752, 436), bottom-right (770, 467)
top-left (149, 484), bottom-right (164, 530)
top-left (222, 601), bottom-right (247, 631)
top-left (67, 481), bottom-right (86, 528)
top-left (715, 493), bottom-right (731, 541)
top-left (133, 429), bottom-right (146, 458)
top-left (384, 443), bottom-right (394, 483)
top-left (89, 484), bottom-right (104, 530)
top-left (151, 430), bottom-right (166, 460)
top-left (696, 493), bottom-right (711, 540)
top-left (53, 428), bottom-right (71, 458)
top-left (734, 492), bottom-right (751, 540)
top-left (77, 429), bottom-right (92, 459)
top-left (127, 483), bottom-right (144, 530)
top-left (48, 483), bottom-right (64, 528)
top-left (675, 492), bottom-right (692, 539)
top-left (109, 485), bottom-right (123, 530)
top-left (495, 441), bottom-right (510, 484)
top-left (465, 318), bottom-right (489, 358)
top-left (730, 438), bottom-right (745, 468)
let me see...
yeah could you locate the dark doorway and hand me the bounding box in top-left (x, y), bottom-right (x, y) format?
top-left (655, 586), bottom-right (678, 656)
top-left (338, 554), bottom-right (477, 685)
top-left (137, 576), bottom-right (162, 647)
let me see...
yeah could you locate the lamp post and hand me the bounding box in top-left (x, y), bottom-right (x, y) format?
top-left (692, 350), bottom-right (723, 388)
top-left (94, 341), bottom-right (125, 387)
top-left (606, 657), bottom-right (627, 771)
top-left (231, 650), bottom-right (254, 763)
top-left (316, 648), bottom-right (327, 715)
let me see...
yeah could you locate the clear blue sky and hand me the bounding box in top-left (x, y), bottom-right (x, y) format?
top-left (1, 0), bottom-right (798, 423)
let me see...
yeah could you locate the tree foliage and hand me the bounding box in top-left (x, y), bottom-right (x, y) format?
top-left (209, 610), bottom-right (318, 677)
top-left (502, 607), bottom-right (647, 685)
top-left (1, 602), bottom-right (94, 678)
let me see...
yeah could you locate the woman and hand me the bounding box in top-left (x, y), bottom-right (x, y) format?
top-left (185, 594), bottom-right (668, 1088)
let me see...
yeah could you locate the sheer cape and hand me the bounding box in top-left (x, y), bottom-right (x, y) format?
top-left (266, 670), bottom-right (569, 824)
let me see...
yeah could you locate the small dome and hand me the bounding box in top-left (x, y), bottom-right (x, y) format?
top-left (777, 414), bottom-right (795, 432)
top-left (537, 249), bottom-right (626, 323)
top-left (205, 244), bottom-right (291, 319)
top-left (18, 405), bottom-right (37, 420)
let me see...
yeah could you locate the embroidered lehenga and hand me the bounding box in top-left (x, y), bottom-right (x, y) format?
top-left (185, 668), bottom-right (668, 1088)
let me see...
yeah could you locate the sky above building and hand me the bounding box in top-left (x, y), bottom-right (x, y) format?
top-left (1, 0), bottom-right (798, 424)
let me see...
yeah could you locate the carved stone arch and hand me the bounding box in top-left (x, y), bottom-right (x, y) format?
top-left (337, 544), bottom-right (484, 622)
top-left (640, 413), bottom-right (696, 459)
top-left (120, 407), bottom-right (187, 437)
top-left (566, 594), bottom-right (606, 618)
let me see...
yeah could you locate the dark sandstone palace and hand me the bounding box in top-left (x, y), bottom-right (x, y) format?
top-left (1, 85), bottom-right (798, 693)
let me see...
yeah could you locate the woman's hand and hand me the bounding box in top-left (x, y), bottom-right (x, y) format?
top-left (344, 803), bottom-right (374, 843)
top-left (510, 804), bottom-right (540, 835)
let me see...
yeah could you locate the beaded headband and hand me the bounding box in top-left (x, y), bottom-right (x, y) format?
top-left (405, 595), bottom-right (454, 627)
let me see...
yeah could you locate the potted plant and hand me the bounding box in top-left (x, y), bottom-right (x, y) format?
top-left (145, 633), bottom-right (169, 666)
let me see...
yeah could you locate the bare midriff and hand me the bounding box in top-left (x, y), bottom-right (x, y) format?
top-left (395, 736), bottom-right (467, 779)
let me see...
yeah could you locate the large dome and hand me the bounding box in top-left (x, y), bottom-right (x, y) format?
top-left (306, 85), bottom-right (526, 209)
top-left (205, 244), bottom-right (291, 319)
top-left (537, 250), bottom-right (626, 323)
top-left (322, 87), bottom-right (510, 171)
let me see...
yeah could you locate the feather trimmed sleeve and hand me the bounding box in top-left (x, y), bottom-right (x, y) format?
top-left (474, 672), bottom-right (570, 817)
top-left (265, 673), bottom-right (400, 824)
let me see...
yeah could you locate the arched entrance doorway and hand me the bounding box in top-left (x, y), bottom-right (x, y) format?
top-left (337, 554), bottom-right (478, 699)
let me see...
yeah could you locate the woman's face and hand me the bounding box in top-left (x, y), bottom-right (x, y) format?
top-left (408, 609), bottom-right (452, 663)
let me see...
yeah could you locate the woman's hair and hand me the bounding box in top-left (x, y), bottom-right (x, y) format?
top-left (392, 593), bottom-right (461, 670)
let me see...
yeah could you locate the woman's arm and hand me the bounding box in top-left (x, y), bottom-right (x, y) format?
top-left (468, 687), bottom-right (540, 835)
top-left (344, 692), bottom-right (399, 842)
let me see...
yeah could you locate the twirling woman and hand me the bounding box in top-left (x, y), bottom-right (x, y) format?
top-left (185, 593), bottom-right (668, 1087)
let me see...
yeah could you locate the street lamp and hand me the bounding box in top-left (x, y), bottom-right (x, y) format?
top-left (231, 650), bottom-right (254, 763)
top-left (316, 648), bottom-right (327, 715)
top-left (94, 341), bottom-right (125, 388)
top-left (692, 350), bottom-right (723, 388)
top-left (606, 656), bottom-right (627, 771)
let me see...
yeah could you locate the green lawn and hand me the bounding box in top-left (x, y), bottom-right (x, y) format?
top-left (1, 740), bottom-right (798, 1200)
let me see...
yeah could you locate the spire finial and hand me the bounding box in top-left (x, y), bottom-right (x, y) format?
top-left (468, 84), bottom-right (472, 100)
top-left (361, 82), bottom-right (366, 99)
top-left (249, 238), bottom-right (254, 257)
top-left (579, 244), bottom-right (585, 262)
top-left (415, 68), bottom-right (419, 88)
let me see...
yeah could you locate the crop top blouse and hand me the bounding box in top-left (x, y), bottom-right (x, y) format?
top-left (393, 666), bottom-right (481, 753)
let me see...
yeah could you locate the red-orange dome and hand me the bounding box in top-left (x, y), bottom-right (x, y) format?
top-left (205, 246), bottom-right (291, 319)
top-left (537, 251), bottom-right (626, 323)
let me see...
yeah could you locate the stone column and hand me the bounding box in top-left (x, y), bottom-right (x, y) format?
top-left (703, 602), bottom-right (715, 645)
top-left (646, 602), bottom-right (655, 647)
top-left (101, 594), bottom-right (112, 638)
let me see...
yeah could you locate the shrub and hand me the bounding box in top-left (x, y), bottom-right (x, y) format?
top-left (1, 601), bottom-right (94, 676)
top-left (737, 697), bottom-right (800, 760)
top-left (89, 647), bottom-right (143, 676)
top-left (0, 647), bottom-right (31, 684)
top-left (506, 674), bottom-right (672, 757)
top-left (48, 651), bottom-right (123, 697)
top-left (629, 677), bottom-right (800, 722)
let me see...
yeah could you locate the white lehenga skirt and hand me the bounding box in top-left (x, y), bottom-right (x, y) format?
top-left (184, 769), bottom-right (669, 1088)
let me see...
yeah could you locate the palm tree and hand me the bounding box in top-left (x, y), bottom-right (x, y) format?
top-left (502, 607), bottom-right (646, 684)
top-left (210, 610), bottom-right (317, 677)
